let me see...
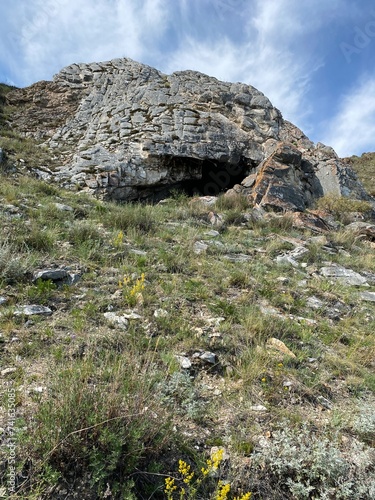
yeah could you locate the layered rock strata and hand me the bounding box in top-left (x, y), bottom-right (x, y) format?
top-left (5, 58), bottom-right (371, 209)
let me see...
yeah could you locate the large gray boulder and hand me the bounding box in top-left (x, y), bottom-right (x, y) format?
top-left (6, 58), bottom-right (372, 208)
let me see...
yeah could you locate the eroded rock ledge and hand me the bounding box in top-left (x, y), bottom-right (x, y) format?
top-left (6, 58), bottom-right (371, 209)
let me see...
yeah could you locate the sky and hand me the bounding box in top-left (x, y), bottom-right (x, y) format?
top-left (1, 0), bottom-right (375, 157)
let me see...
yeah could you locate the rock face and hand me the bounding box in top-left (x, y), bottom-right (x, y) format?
top-left (5, 58), bottom-right (372, 209)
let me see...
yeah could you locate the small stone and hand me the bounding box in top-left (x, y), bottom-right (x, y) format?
top-left (14, 305), bottom-right (53, 316)
top-left (359, 291), bottom-right (375, 302)
top-left (130, 249), bottom-right (147, 256)
top-left (1, 367), bottom-right (17, 376)
top-left (306, 296), bottom-right (324, 309)
top-left (0, 297), bottom-right (8, 305)
top-left (199, 351), bottom-right (217, 364)
top-left (308, 358), bottom-right (317, 363)
top-left (250, 405), bottom-right (268, 411)
top-left (266, 338), bottom-right (296, 358)
top-left (283, 380), bottom-right (293, 387)
top-left (54, 202), bottom-right (74, 211)
top-left (223, 253), bottom-right (251, 262)
top-left (33, 269), bottom-right (69, 282)
top-left (206, 317), bottom-right (225, 326)
top-left (103, 312), bottom-right (128, 329)
top-left (208, 212), bottom-right (224, 226)
top-left (33, 386), bottom-right (44, 393)
top-left (316, 395), bottom-right (332, 409)
top-left (276, 246), bottom-right (308, 267)
top-left (193, 241), bottom-right (208, 254)
top-left (276, 277), bottom-right (289, 283)
top-left (205, 230), bottom-right (220, 237)
top-left (153, 308), bottom-right (168, 318)
top-left (192, 196), bottom-right (217, 206)
top-left (122, 312), bottom-right (142, 319)
top-left (320, 266), bottom-right (368, 286)
top-left (175, 355), bottom-right (192, 369)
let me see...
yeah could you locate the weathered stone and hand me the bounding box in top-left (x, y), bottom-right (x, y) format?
top-left (195, 351), bottom-right (217, 364)
top-left (33, 269), bottom-right (69, 282)
top-left (5, 58), bottom-right (372, 209)
top-left (7, 59), bottom-right (374, 211)
top-left (306, 296), bottom-right (325, 309)
top-left (14, 305), bottom-right (53, 316)
top-left (175, 355), bottom-right (192, 369)
top-left (223, 253), bottom-right (251, 262)
top-left (266, 338), bottom-right (296, 358)
top-left (154, 308), bottom-right (168, 318)
top-left (193, 241), bottom-right (209, 255)
top-left (250, 405), bottom-right (268, 412)
top-left (320, 265), bottom-right (368, 286)
top-left (346, 221), bottom-right (375, 241)
top-left (54, 202), bottom-right (74, 211)
top-left (1, 367), bottom-right (17, 376)
top-left (33, 268), bottom-right (80, 285)
top-left (103, 312), bottom-right (128, 329)
top-left (359, 291), bottom-right (375, 302)
top-left (0, 297), bottom-right (8, 305)
top-left (205, 230), bottom-right (220, 238)
top-left (316, 395), bottom-right (333, 410)
top-left (275, 246), bottom-right (309, 267)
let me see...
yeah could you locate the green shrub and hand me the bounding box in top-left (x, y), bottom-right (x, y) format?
top-left (23, 352), bottom-right (171, 498)
top-left (315, 194), bottom-right (372, 223)
top-left (0, 240), bottom-right (32, 283)
top-left (246, 424), bottom-right (375, 499)
top-left (101, 203), bottom-right (158, 234)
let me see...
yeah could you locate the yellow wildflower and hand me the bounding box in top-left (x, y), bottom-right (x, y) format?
top-left (234, 493), bottom-right (252, 500)
top-left (178, 460), bottom-right (194, 484)
top-left (216, 481), bottom-right (231, 500)
top-left (164, 477), bottom-right (177, 499)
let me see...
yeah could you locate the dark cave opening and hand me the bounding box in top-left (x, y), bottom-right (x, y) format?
top-left (134, 155), bottom-right (256, 202)
top-left (169, 156), bottom-right (254, 197)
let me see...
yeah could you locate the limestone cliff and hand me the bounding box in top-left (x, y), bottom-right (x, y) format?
top-left (4, 58), bottom-right (371, 209)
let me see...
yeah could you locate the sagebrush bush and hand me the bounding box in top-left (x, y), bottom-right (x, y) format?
top-left (0, 240), bottom-right (32, 283)
top-left (245, 424), bottom-right (375, 499)
top-left (352, 400), bottom-right (375, 445)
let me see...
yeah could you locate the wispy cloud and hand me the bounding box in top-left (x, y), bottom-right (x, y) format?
top-left (1, 0), bottom-right (374, 157)
top-left (163, 0), bottom-right (339, 130)
top-left (322, 74), bottom-right (375, 157)
top-left (1, 0), bottom-right (169, 86)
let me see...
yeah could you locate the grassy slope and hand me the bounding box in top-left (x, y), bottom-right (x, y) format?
top-left (1, 95), bottom-right (374, 498)
top-left (345, 152), bottom-right (375, 197)
top-left (0, 172), bottom-right (374, 499)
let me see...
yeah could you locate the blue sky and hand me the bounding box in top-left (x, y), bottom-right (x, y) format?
top-left (1, 0), bottom-right (375, 157)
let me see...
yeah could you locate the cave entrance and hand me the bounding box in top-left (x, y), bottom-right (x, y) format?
top-left (134, 156), bottom-right (256, 202)
top-left (174, 157), bottom-right (253, 197)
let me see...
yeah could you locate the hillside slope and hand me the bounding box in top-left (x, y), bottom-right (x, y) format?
top-left (345, 152), bottom-right (375, 197)
top-left (0, 168), bottom-right (374, 498)
top-left (0, 66), bottom-right (375, 498)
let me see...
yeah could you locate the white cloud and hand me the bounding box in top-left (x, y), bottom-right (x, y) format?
top-left (322, 75), bottom-right (375, 157)
top-left (1, 0), bottom-right (169, 86)
top-left (1, 0), bottom-right (373, 158)
top-left (163, 0), bottom-right (338, 129)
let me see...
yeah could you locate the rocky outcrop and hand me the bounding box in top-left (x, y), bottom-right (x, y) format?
top-left (5, 58), bottom-right (372, 208)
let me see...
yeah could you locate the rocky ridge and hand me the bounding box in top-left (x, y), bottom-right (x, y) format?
top-left (5, 58), bottom-right (372, 209)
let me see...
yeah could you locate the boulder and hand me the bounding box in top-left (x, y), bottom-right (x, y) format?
top-left (5, 58), bottom-right (372, 209)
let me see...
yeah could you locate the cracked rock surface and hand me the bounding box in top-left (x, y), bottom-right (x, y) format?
top-left (6, 58), bottom-right (371, 208)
